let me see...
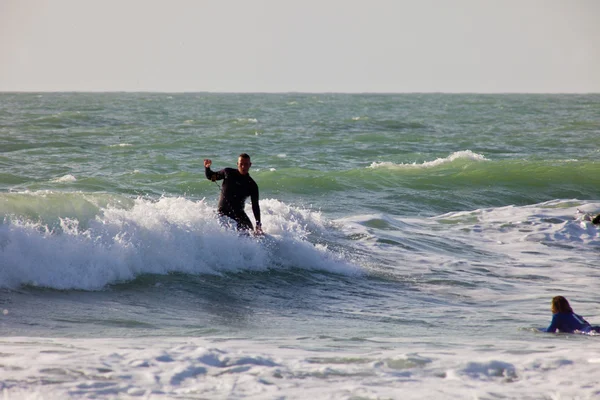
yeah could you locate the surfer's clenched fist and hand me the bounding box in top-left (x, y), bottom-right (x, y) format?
top-left (204, 159), bottom-right (212, 168)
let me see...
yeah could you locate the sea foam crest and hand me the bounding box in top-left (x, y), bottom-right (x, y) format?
top-left (0, 196), bottom-right (361, 290)
top-left (235, 118), bottom-right (258, 123)
top-left (368, 150), bottom-right (487, 169)
top-left (50, 174), bottom-right (77, 183)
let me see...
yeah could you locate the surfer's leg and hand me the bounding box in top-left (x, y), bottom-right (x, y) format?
top-left (219, 207), bottom-right (253, 231)
top-left (217, 209), bottom-right (237, 229)
top-left (234, 212), bottom-right (253, 231)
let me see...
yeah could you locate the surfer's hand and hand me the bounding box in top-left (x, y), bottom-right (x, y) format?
top-left (204, 159), bottom-right (212, 168)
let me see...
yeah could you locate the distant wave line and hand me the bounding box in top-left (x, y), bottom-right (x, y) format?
top-left (368, 150), bottom-right (488, 169)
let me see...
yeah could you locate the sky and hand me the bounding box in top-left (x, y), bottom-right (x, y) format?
top-left (1, 0), bottom-right (599, 93)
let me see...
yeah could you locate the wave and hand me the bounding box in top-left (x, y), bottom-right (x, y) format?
top-left (252, 151), bottom-right (600, 217)
top-left (360, 151), bottom-right (600, 200)
top-left (233, 117), bottom-right (258, 124)
top-left (364, 151), bottom-right (600, 182)
top-left (334, 199), bottom-right (600, 293)
top-left (0, 194), bottom-right (362, 290)
top-left (28, 111), bottom-right (125, 129)
top-left (260, 150), bottom-right (599, 194)
top-left (50, 174), bottom-right (77, 183)
top-left (368, 150), bottom-right (488, 169)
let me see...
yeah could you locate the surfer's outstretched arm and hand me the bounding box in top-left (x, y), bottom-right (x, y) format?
top-left (204, 159), bottom-right (225, 181)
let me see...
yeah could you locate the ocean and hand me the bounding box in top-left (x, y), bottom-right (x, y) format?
top-left (1, 92), bottom-right (600, 399)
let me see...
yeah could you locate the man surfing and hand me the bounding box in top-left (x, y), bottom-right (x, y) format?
top-left (204, 153), bottom-right (263, 235)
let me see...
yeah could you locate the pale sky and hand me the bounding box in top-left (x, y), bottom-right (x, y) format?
top-left (1, 0), bottom-right (599, 93)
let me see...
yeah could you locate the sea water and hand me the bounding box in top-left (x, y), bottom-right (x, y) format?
top-left (1, 93), bottom-right (600, 399)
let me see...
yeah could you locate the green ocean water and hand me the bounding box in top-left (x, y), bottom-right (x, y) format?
top-left (2, 93), bottom-right (599, 217)
top-left (2, 93), bottom-right (600, 398)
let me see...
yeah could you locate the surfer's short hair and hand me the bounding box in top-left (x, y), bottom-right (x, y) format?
top-left (238, 153), bottom-right (251, 160)
top-left (551, 296), bottom-right (573, 314)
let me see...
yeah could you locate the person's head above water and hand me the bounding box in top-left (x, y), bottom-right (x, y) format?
top-left (551, 296), bottom-right (573, 314)
top-left (237, 153), bottom-right (252, 175)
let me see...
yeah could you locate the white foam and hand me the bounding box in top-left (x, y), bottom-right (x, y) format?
top-left (433, 200), bottom-right (600, 255)
top-left (334, 200), bottom-right (600, 306)
top-left (50, 174), bottom-right (77, 183)
top-left (235, 118), bottom-right (258, 123)
top-left (368, 150), bottom-right (487, 169)
top-left (1, 336), bottom-right (600, 399)
top-left (0, 197), bottom-right (362, 290)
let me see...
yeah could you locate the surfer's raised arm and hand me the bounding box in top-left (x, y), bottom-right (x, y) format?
top-left (204, 159), bottom-right (225, 182)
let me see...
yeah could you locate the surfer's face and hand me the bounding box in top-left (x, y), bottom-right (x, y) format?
top-left (237, 157), bottom-right (251, 175)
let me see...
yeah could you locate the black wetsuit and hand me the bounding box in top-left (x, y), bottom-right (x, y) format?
top-left (205, 167), bottom-right (261, 231)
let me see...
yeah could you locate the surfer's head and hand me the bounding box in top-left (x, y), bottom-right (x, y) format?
top-left (237, 153), bottom-right (252, 175)
top-left (593, 214), bottom-right (600, 225)
top-left (551, 296), bottom-right (573, 314)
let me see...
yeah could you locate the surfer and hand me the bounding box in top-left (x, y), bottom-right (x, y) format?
top-left (204, 153), bottom-right (263, 234)
top-left (543, 296), bottom-right (600, 334)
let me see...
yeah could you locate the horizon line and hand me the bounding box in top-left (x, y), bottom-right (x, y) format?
top-left (1, 90), bottom-right (599, 95)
